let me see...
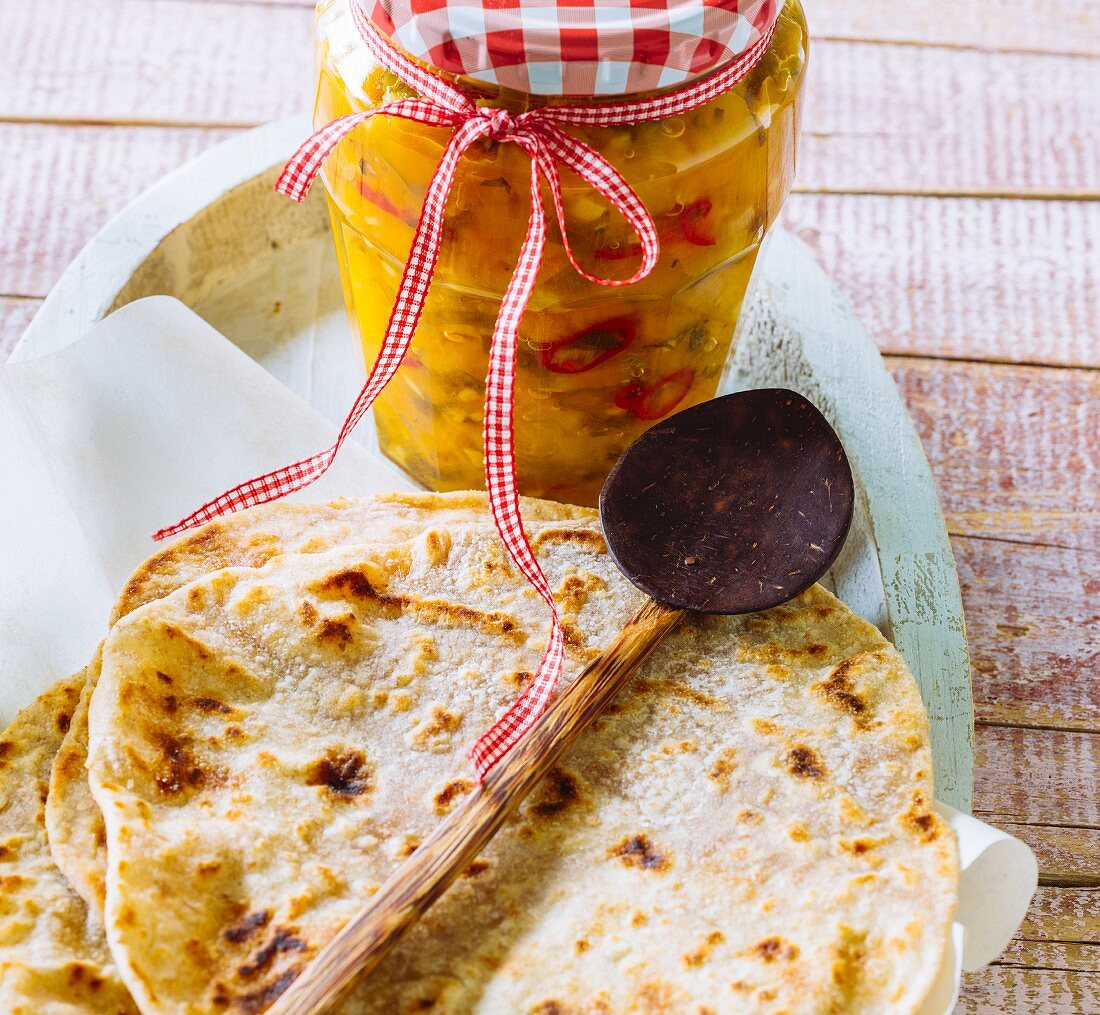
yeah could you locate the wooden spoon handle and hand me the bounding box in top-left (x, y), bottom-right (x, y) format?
top-left (267, 598), bottom-right (683, 1015)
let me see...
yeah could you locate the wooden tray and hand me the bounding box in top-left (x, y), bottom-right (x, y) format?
top-left (12, 116), bottom-right (974, 809)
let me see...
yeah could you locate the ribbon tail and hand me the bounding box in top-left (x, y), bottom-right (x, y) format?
top-left (275, 99), bottom-right (466, 204)
top-left (154, 118), bottom-right (489, 541)
top-left (275, 110), bottom-right (377, 204)
top-left (469, 153), bottom-right (565, 778)
top-left (530, 121), bottom-right (659, 287)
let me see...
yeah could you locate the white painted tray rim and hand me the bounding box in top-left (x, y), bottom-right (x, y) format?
top-left (13, 117), bottom-right (973, 810)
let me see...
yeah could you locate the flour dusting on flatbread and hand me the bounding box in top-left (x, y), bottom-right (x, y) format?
top-left (88, 520), bottom-right (957, 1014)
top-left (47, 492), bottom-right (591, 915)
top-left (0, 673), bottom-right (138, 1014)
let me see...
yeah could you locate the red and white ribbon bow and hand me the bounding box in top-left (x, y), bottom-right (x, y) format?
top-left (155, 6), bottom-right (775, 778)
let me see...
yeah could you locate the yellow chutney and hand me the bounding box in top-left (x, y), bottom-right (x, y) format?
top-left (314, 0), bottom-right (807, 505)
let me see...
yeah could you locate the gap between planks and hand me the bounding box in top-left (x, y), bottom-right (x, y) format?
top-left (973, 728), bottom-right (1097, 828)
top-left (794, 185), bottom-right (1100, 202)
top-left (977, 719), bottom-right (1100, 737)
top-left (0, 114), bottom-right (265, 131)
top-left (806, 37), bottom-right (1097, 60)
top-left (884, 350), bottom-right (1099, 374)
top-left (2, 112), bottom-right (1093, 204)
top-left (996, 937), bottom-right (1100, 973)
top-left (1040, 873), bottom-right (1100, 889)
top-left (886, 359), bottom-right (1099, 551)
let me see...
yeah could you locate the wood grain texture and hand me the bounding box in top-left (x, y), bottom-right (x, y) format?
top-left (889, 358), bottom-right (1100, 551)
top-left (0, 0), bottom-right (312, 126)
top-left (972, 885), bottom-right (1100, 1005)
top-left (812, 0), bottom-right (1100, 56)
top-left (963, 885), bottom-right (1100, 1006)
top-left (996, 824), bottom-right (1100, 886)
top-left (1016, 886), bottom-right (1100, 944)
top-left (957, 967), bottom-right (1100, 1015)
top-left (784, 195), bottom-right (1100, 369)
top-left (799, 42), bottom-right (1100, 198)
top-left (954, 537), bottom-right (1100, 731)
top-left (0, 123), bottom-right (236, 297)
top-left (998, 938), bottom-right (1100, 971)
top-left (974, 726), bottom-right (1099, 827)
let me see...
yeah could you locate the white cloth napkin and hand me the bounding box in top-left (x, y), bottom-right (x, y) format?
top-left (0, 297), bottom-right (1038, 1009)
top-left (0, 297), bottom-right (414, 714)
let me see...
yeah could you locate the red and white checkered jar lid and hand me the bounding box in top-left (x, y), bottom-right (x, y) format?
top-left (359, 0), bottom-right (783, 96)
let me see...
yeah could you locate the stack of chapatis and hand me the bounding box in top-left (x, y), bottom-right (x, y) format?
top-left (0, 491), bottom-right (957, 1014)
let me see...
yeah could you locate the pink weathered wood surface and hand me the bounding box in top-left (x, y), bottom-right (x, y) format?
top-left (812, 0), bottom-right (1100, 56)
top-left (801, 42), bottom-right (1100, 198)
top-left (0, 123), bottom-right (236, 297)
top-left (889, 359), bottom-right (1099, 551)
top-left (788, 196), bottom-right (1100, 369)
top-left (0, 1), bottom-right (1096, 1011)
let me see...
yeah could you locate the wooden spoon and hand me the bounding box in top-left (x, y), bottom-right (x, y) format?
top-left (268, 387), bottom-right (854, 1015)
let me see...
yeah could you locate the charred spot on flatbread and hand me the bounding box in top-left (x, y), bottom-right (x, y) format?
top-left (433, 778), bottom-right (474, 815)
top-left (684, 931), bottom-right (725, 968)
top-left (461, 859), bottom-right (491, 879)
top-left (752, 937), bottom-right (800, 962)
top-left (609, 834), bottom-right (671, 872)
top-left (529, 768), bottom-right (582, 819)
top-left (785, 745), bottom-right (826, 780)
top-left (223, 909), bottom-right (271, 944)
top-left (232, 967), bottom-right (302, 1013)
top-left (152, 732), bottom-right (222, 796)
top-left (899, 790), bottom-right (945, 843)
top-left (193, 696), bottom-right (235, 716)
top-left (811, 653), bottom-right (881, 728)
top-left (235, 926), bottom-right (307, 979)
top-left (306, 748), bottom-right (372, 799)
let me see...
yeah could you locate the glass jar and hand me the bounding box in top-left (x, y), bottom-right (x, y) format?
top-left (314, 0), bottom-right (807, 506)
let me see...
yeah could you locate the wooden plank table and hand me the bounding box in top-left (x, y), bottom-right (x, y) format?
top-left (1, 1), bottom-right (1096, 1010)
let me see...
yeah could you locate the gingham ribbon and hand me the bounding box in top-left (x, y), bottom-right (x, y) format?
top-left (155, 7), bottom-right (775, 778)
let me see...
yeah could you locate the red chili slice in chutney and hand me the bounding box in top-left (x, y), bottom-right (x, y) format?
top-left (538, 317), bottom-right (637, 374)
top-left (614, 368), bottom-right (696, 420)
top-left (593, 241), bottom-right (644, 262)
top-left (593, 198), bottom-right (717, 260)
top-left (357, 179), bottom-right (418, 228)
top-left (680, 199), bottom-right (717, 246)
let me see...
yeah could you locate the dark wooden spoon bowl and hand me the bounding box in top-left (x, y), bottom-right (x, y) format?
top-left (269, 388), bottom-right (855, 1015)
top-left (601, 388), bottom-right (853, 613)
